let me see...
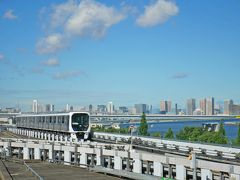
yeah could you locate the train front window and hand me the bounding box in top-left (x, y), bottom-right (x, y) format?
top-left (71, 113), bottom-right (89, 131)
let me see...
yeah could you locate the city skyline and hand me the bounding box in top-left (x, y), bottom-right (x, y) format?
top-left (2, 96), bottom-right (240, 115)
top-left (1, 0), bottom-right (240, 109)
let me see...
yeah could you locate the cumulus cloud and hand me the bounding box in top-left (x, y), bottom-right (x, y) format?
top-left (172, 73), bottom-right (189, 79)
top-left (36, 33), bottom-right (67, 54)
top-left (41, 57), bottom-right (60, 67)
top-left (3, 9), bottom-right (17, 20)
top-left (37, 0), bottom-right (125, 54)
top-left (50, 0), bottom-right (78, 28)
top-left (136, 0), bottom-right (178, 27)
top-left (53, 70), bottom-right (81, 80)
top-left (64, 0), bottom-right (125, 38)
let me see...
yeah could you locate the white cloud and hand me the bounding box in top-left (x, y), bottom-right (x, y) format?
top-left (37, 0), bottom-right (125, 54)
top-left (41, 57), bottom-right (60, 67)
top-left (136, 0), bottom-right (178, 27)
top-left (50, 0), bottom-right (78, 28)
top-left (53, 70), bottom-right (81, 80)
top-left (0, 53), bottom-right (4, 61)
top-left (64, 0), bottom-right (125, 38)
top-left (3, 9), bottom-right (17, 20)
top-left (36, 33), bottom-right (66, 54)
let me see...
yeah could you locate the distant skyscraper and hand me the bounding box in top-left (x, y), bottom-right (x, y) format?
top-left (89, 104), bottom-right (93, 113)
top-left (187, 98), bottom-right (196, 115)
top-left (32, 100), bottom-right (38, 113)
top-left (200, 99), bottom-right (206, 115)
top-left (206, 97), bottom-right (214, 115)
top-left (46, 104), bottom-right (54, 112)
top-left (97, 105), bottom-right (107, 113)
top-left (107, 102), bottom-right (114, 114)
top-left (167, 101), bottom-right (172, 112)
top-left (119, 106), bottom-right (128, 113)
top-left (160, 100), bottom-right (167, 113)
top-left (66, 104), bottom-right (70, 112)
top-left (175, 103), bottom-right (178, 115)
top-left (134, 104), bottom-right (147, 114)
top-left (224, 99), bottom-right (233, 114)
top-left (160, 100), bottom-right (171, 114)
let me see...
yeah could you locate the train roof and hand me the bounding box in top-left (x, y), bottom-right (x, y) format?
top-left (14, 112), bottom-right (89, 117)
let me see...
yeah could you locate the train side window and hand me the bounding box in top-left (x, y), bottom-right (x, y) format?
top-left (43, 117), bottom-right (45, 123)
top-left (64, 116), bottom-right (69, 123)
top-left (53, 116), bottom-right (56, 123)
top-left (62, 116), bottom-right (64, 123)
top-left (49, 117), bottom-right (52, 123)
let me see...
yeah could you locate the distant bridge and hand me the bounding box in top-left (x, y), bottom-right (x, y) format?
top-left (91, 114), bottom-right (238, 123)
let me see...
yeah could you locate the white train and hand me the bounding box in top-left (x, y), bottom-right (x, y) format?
top-left (12, 112), bottom-right (91, 140)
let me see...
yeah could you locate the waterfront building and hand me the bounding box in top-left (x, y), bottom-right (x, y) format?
top-left (224, 100), bottom-right (240, 115)
top-left (66, 104), bottom-right (70, 112)
top-left (224, 99), bottom-right (233, 114)
top-left (214, 104), bottom-right (221, 115)
top-left (187, 98), bottom-right (196, 115)
top-left (160, 100), bottom-right (171, 114)
top-left (193, 108), bottom-right (202, 115)
top-left (199, 98), bottom-right (206, 115)
top-left (45, 104), bottom-right (54, 112)
top-left (206, 97), bottom-right (214, 115)
top-left (134, 104), bottom-right (147, 114)
top-left (229, 104), bottom-right (240, 115)
top-left (89, 104), bottom-right (93, 113)
top-left (119, 106), bottom-right (128, 113)
top-left (32, 100), bottom-right (38, 113)
top-left (175, 103), bottom-right (178, 115)
top-left (107, 102), bottom-right (114, 114)
top-left (97, 105), bottom-right (107, 113)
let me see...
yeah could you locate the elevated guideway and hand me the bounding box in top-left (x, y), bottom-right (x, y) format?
top-left (0, 130), bottom-right (240, 180)
top-left (93, 132), bottom-right (240, 160)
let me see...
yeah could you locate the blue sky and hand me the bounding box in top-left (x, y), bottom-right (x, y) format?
top-left (0, 0), bottom-right (240, 111)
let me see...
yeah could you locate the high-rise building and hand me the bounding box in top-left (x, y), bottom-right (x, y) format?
top-left (107, 102), bottom-right (114, 114)
top-left (199, 99), bottom-right (206, 115)
top-left (46, 104), bottom-right (54, 112)
top-left (134, 104), bottom-right (147, 114)
top-left (214, 104), bottom-right (221, 115)
top-left (97, 105), bottom-right (107, 113)
top-left (32, 100), bottom-right (38, 113)
top-left (224, 99), bottom-right (233, 114)
top-left (229, 104), bottom-right (240, 115)
top-left (160, 100), bottom-right (167, 113)
top-left (66, 104), bottom-right (70, 112)
top-left (167, 101), bottom-right (172, 112)
top-left (160, 100), bottom-right (171, 114)
top-left (187, 98), bottom-right (196, 115)
top-left (119, 106), bottom-right (128, 113)
top-left (206, 97), bottom-right (214, 115)
top-left (89, 104), bottom-right (93, 113)
top-left (175, 103), bottom-right (178, 115)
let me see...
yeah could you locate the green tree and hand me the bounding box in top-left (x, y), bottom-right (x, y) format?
top-left (138, 112), bottom-right (148, 136)
top-left (236, 123), bottom-right (240, 145)
top-left (165, 128), bottom-right (174, 139)
top-left (152, 132), bottom-right (161, 137)
top-left (218, 120), bottom-right (226, 136)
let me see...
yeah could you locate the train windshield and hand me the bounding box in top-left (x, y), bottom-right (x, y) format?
top-left (71, 113), bottom-right (89, 131)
